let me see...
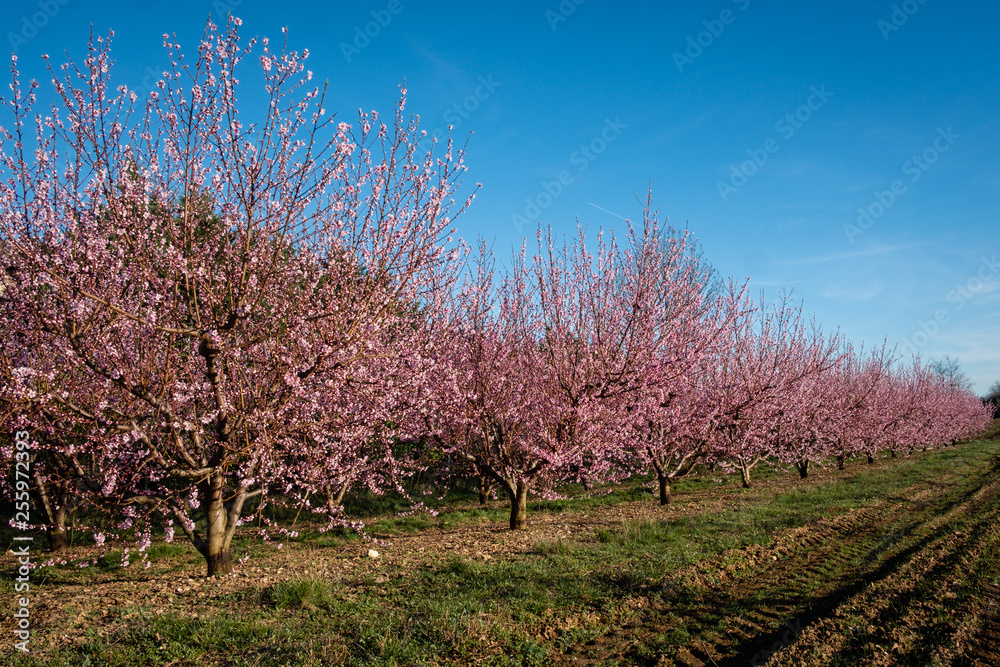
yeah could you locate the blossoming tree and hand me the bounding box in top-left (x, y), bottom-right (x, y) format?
top-left (0, 20), bottom-right (472, 573)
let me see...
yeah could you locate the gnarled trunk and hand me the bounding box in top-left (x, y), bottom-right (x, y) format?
top-left (463, 456), bottom-right (536, 531)
top-left (795, 459), bottom-right (809, 479)
top-left (48, 502), bottom-right (72, 553)
top-left (322, 481), bottom-right (350, 512)
top-left (48, 524), bottom-right (70, 554)
top-left (201, 475), bottom-right (235, 576)
top-left (477, 475), bottom-right (494, 506)
top-left (205, 549), bottom-right (233, 575)
top-left (739, 458), bottom-right (759, 488)
top-left (34, 475), bottom-right (74, 554)
top-left (507, 480), bottom-right (529, 530)
top-left (649, 449), bottom-right (700, 506)
top-left (183, 471), bottom-right (255, 577)
top-left (657, 474), bottom-right (672, 505)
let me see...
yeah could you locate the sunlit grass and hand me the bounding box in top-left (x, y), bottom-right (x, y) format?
top-left (9, 440), bottom-right (999, 666)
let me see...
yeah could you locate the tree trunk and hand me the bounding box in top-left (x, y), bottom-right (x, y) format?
top-left (34, 476), bottom-right (73, 553)
top-left (478, 475), bottom-right (493, 506)
top-left (866, 453), bottom-right (875, 464)
top-left (740, 464), bottom-right (752, 489)
top-left (334, 482), bottom-right (349, 507)
top-left (507, 481), bottom-right (529, 530)
top-left (48, 526), bottom-right (70, 553)
top-left (837, 455), bottom-right (845, 471)
top-left (890, 450), bottom-right (896, 458)
top-left (796, 459), bottom-right (809, 479)
top-left (657, 473), bottom-right (672, 505)
top-left (206, 549), bottom-right (233, 575)
top-left (199, 474), bottom-right (235, 576)
top-left (48, 502), bottom-right (71, 553)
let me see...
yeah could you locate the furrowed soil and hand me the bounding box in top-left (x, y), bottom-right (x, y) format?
top-left (3, 440), bottom-right (1000, 666)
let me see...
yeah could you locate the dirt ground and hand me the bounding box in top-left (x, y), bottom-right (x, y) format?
top-left (5, 454), bottom-right (1000, 665)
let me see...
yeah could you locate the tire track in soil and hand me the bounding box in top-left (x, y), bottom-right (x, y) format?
top-left (558, 465), bottom-right (1000, 666)
top-left (559, 504), bottom-right (900, 665)
top-left (690, 505), bottom-right (907, 666)
top-left (766, 474), bottom-right (1000, 666)
top-left (958, 582), bottom-right (1000, 667)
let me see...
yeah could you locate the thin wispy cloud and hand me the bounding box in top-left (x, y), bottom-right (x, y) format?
top-left (647, 109), bottom-right (715, 147)
top-left (819, 281), bottom-right (886, 302)
top-left (776, 243), bottom-right (924, 266)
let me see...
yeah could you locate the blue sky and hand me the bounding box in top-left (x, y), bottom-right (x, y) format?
top-left (6, 0), bottom-right (999, 393)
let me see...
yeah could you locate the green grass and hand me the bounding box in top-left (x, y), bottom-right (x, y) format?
top-left (268, 577), bottom-right (336, 610)
top-left (8, 439), bottom-right (1000, 666)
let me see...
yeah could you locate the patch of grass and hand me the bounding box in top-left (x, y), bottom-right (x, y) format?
top-left (268, 577), bottom-right (335, 610)
top-left (111, 613), bottom-right (291, 664)
top-left (15, 441), bottom-right (1000, 666)
top-left (373, 512), bottom-right (436, 535)
top-left (145, 543), bottom-right (195, 560)
top-left (535, 537), bottom-right (574, 556)
top-left (96, 549), bottom-right (123, 571)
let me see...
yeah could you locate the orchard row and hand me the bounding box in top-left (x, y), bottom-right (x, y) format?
top-left (0, 20), bottom-right (991, 575)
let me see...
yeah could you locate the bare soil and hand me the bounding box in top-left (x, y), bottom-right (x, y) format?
top-left (4, 452), bottom-right (1000, 665)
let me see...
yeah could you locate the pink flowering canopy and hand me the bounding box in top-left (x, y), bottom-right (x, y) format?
top-left (0, 18), bottom-right (472, 574)
top-left (0, 17), bottom-right (991, 573)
